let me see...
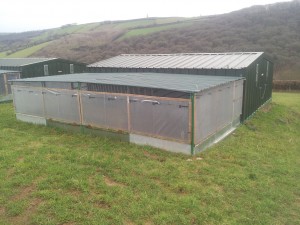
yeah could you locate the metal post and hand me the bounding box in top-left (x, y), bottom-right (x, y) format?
top-left (77, 82), bottom-right (84, 134)
top-left (42, 81), bottom-right (46, 121)
top-left (191, 93), bottom-right (195, 155)
top-left (3, 74), bottom-right (8, 95)
top-left (127, 95), bottom-right (131, 132)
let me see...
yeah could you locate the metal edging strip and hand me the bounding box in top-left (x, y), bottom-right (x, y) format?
top-left (191, 93), bottom-right (195, 155)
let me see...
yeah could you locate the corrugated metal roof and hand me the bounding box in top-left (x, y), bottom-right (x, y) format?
top-left (88, 52), bottom-right (264, 69)
top-left (0, 69), bottom-right (19, 74)
top-left (12, 72), bottom-right (243, 93)
top-left (0, 58), bottom-right (57, 67)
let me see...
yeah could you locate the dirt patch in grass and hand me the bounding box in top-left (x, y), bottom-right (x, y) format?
top-left (6, 167), bottom-right (15, 178)
top-left (103, 176), bottom-right (125, 187)
top-left (67, 189), bottom-right (83, 197)
top-left (143, 151), bottom-right (159, 159)
top-left (261, 103), bottom-right (273, 112)
top-left (94, 200), bottom-right (111, 209)
top-left (27, 141), bottom-right (43, 149)
top-left (7, 157), bottom-right (25, 178)
top-left (17, 157), bottom-right (24, 163)
top-left (0, 207), bottom-right (5, 216)
top-left (125, 220), bottom-right (152, 225)
top-left (11, 177), bottom-right (42, 202)
top-left (143, 151), bottom-right (166, 162)
top-left (11, 184), bottom-right (36, 202)
top-left (9, 198), bottom-right (43, 225)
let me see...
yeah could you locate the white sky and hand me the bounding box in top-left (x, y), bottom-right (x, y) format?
top-left (0, 0), bottom-right (292, 33)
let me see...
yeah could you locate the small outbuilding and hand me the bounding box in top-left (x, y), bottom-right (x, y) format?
top-left (0, 69), bottom-right (20, 102)
top-left (11, 72), bottom-right (244, 154)
top-left (0, 58), bottom-right (86, 78)
top-left (88, 52), bottom-right (273, 121)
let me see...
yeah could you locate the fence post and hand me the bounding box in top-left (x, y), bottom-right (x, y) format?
top-left (191, 93), bottom-right (195, 155)
top-left (77, 82), bottom-right (84, 134)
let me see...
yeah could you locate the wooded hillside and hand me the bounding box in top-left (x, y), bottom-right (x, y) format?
top-left (0, 1), bottom-right (299, 80)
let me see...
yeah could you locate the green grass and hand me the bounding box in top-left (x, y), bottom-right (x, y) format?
top-left (0, 92), bottom-right (299, 224)
top-left (120, 21), bottom-right (193, 40)
top-left (30, 24), bottom-right (90, 43)
top-left (0, 51), bottom-right (7, 58)
top-left (75, 22), bottom-right (103, 33)
top-left (113, 17), bottom-right (186, 30)
top-left (6, 42), bottom-right (52, 58)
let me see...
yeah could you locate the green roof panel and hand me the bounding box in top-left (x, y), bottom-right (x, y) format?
top-left (12, 72), bottom-right (244, 93)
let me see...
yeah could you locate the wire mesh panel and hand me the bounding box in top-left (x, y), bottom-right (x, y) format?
top-left (233, 80), bottom-right (244, 119)
top-left (44, 89), bottom-right (80, 123)
top-left (44, 82), bottom-right (75, 90)
top-left (81, 92), bottom-right (128, 130)
top-left (195, 82), bottom-right (235, 144)
top-left (130, 96), bottom-right (190, 142)
top-left (218, 84), bottom-right (234, 128)
top-left (12, 86), bottom-right (44, 116)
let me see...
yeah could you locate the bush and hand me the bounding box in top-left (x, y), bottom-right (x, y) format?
top-left (273, 80), bottom-right (300, 91)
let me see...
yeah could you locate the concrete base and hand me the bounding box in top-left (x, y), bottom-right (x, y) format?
top-left (16, 113), bottom-right (47, 125)
top-left (130, 134), bottom-right (191, 154)
top-left (15, 113), bottom-right (241, 155)
top-left (47, 120), bottom-right (130, 142)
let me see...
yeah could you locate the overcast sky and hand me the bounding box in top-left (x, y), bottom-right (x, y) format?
top-left (0, 0), bottom-right (292, 33)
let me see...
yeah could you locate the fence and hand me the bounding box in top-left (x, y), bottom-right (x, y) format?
top-left (12, 85), bottom-right (191, 143)
top-left (0, 73), bottom-right (20, 102)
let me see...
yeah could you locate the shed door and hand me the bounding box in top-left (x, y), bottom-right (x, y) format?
top-left (129, 96), bottom-right (190, 142)
top-left (81, 92), bottom-right (128, 130)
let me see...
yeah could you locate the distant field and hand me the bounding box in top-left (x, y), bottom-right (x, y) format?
top-left (0, 92), bottom-right (299, 224)
top-left (29, 23), bottom-right (100, 44)
top-left (30, 18), bottom-right (187, 44)
top-left (0, 51), bottom-right (7, 57)
top-left (113, 17), bottom-right (186, 29)
top-left (120, 21), bottom-right (193, 40)
top-left (5, 42), bottom-right (52, 58)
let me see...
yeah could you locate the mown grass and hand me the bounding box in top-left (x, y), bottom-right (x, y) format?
top-left (6, 42), bottom-right (52, 58)
top-left (0, 92), bottom-right (299, 224)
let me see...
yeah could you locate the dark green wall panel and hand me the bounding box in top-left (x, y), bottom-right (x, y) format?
top-left (88, 54), bottom-right (273, 121)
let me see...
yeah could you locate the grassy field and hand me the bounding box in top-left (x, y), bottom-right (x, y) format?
top-left (29, 18), bottom-right (188, 45)
top-left (0, 51), bottom-right (7, 58)
top-left (30, 25), bottom-right (88, 43)
top-left (0, 92), bottom-right (299, 224)
top-left (5, 42), bottom-right (52, 58)
top-left (113, 17), bottom-right (186, 30)
top-left (120, 22), bottom-right (192, 40)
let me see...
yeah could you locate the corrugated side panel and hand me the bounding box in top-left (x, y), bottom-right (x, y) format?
top-left (242, 56), bottom-right (273, 120)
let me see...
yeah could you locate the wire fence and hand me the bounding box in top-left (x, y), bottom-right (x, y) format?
top-left (12, 85), bottom-right (191, 143)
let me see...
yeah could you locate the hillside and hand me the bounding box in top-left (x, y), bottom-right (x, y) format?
top-left (0, 1), bottom-right (300, 80)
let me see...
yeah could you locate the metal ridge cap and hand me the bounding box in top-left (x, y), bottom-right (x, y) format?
top-left (119, 52), bottom-right (264, 56)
